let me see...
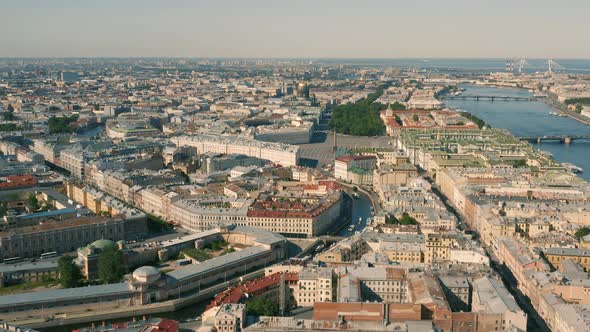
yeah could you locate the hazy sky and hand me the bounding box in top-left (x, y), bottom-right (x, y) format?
top-left (1, 0), bottom-right (589, 58)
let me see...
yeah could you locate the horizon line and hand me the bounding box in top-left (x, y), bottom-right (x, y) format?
top-left (1, 56), bottom-right (590, 61)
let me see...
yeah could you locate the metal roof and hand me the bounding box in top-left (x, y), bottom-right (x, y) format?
top-left (0, 283), bottom-right (130, 307)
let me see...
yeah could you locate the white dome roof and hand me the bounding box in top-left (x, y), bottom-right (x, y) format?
top-left (132, 266), bottom-right (161, 280)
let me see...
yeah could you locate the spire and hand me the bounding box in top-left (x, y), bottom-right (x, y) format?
top-left (386, 102), bottom-right (393, 117)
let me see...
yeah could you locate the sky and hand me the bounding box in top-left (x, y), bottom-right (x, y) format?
top-left (1, 0), bottom-right (589, 59)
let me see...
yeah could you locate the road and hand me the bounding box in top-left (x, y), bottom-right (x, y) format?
top-left (545, 93), bottom-right (590, 125)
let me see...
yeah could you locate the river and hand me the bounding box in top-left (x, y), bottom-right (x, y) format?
top-left (445, 84), bottom-right (590, 181)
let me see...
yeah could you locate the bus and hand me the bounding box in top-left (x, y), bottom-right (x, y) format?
top-left (40, 252), bottom-right (58, 259)
top-left (2, 257), bottom-right (20, 264)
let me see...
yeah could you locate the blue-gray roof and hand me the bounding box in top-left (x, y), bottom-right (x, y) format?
top-left (17, 208), bottom-right (77, 220)
top-left (0, 282), bottom-right (130, 307)
top-left (0, 260), bottom-right (57, 274)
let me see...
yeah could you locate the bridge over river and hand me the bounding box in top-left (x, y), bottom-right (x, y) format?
top-left (443, 95), bottom-right (536, 101)
top-left (518, 135), bottom-right (590, 144)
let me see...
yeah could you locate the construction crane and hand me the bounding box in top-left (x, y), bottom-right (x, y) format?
top-left (505, 59), bottom-right (514, 73)
top-left (547, 59), bottom-right (564, 75)
top-left (518, 58), bottom-right (528, 75)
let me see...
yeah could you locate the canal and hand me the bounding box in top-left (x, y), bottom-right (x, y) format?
top-left (446, 84), bottom-right (590, 181)
top-left (338, 192), bottom-right (373, 237)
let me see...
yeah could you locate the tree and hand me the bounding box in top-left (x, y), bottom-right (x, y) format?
top-left (57, 255), bottom-right (83, 288)
top-left (575, 227), bottom-right (590, 239)
top-left (564, 98), bottom-right (590, 106)
top-left (246, 297), bottom-right (279, 316)
top-left (2, 112), bottom-right (15, 121)
top-left (97, 246), bottom-right (125, 284)
top-left (0, 123), bottom-right (19, 131)
top-left (390, 101), bottom-right (406, 110)
top-left (329, 84), bottom-right (389, 136)
top-left (399, 212), bottom-right (418, 225)
top-left (28, 194), bottom-right (40, 210)
top-left (48, 114), bottom-right (79, 134)
top-left (459, 111), bottom-right (488, 129)
top-left (385, 214), bottom-right (398, 224)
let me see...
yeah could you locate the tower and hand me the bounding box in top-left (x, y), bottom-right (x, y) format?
top-left (386, 103), bottom-right (393, 117)
top-left (279, 273), bottom-right (286, 316)
top-left (333, 130), bottom-right (337, 152)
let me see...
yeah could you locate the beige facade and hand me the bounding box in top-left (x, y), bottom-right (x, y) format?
top-left (295, 267), bottom-right (333, 306)
top-left (0, 216), bottom-right (128, 260)
top-left (175, 135), bottom-right (300, 167)
top-left (60, 148), bottom-right (85, 178)
top-left (424, 233), bottom-right (453, 264)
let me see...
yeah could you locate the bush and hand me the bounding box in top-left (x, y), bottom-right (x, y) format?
top-left (181, 248), bottom-right (212, 262)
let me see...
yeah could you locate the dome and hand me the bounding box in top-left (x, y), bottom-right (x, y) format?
top-left (90, 239), bottom-right (117, 250)
top-left (132, 266), bottom-right (161, 283)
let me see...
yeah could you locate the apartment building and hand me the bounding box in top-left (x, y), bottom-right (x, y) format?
top-left (545, 247), bottom-right (590, 270)
top-left (296, 267), bottom-right (333, 306)
top-left (471, 276), bottom-right (528, 331)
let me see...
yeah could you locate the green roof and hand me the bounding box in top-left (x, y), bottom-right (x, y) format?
top-left (90, 239), bottom-right (117, 250)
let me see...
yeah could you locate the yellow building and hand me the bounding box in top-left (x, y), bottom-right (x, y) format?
top-left (545, 247), bottom-right (590, 270)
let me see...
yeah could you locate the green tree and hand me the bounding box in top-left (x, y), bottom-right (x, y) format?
top-left (246, 297), bottom-right (279, 316)
top-left (0, 123), bottom-right (19, 131)
top-left (28, 194), bottom-right (40, 210)
top-left (565, 98), bottom-right (590, 106)
top-left (97, 246), bottom-right (125, 284)
top-left (575, 227), bottom-right (590, 239)
top-left (390, 101), bottom-right (406, 110)
top-left (399, 212), bottom-right (418, 225)
top-left (57, 255), bottom-right (83, 288)
top-left (459, 111), bottom-right (488, 129)
top-left (48, 114), bottom-right (79, 134)
top-left (329, 84), bottom-right (389, 136)
top-left (2, 112), bottom-right (15, 121)
top-left (385, 214), bottom-right (398, 224)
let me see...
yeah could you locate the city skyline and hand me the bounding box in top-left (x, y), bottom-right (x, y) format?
top-left (2, 0), bottom-right (590, 59)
